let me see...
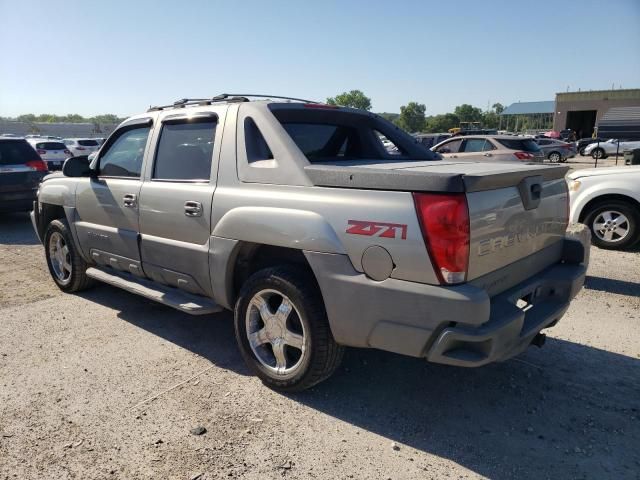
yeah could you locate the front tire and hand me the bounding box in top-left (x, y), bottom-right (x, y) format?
top-left (44, 219), bottom-right (94, 292)
top-left (583, 201), bottom-right (639, 249)
top-left (234, 266), bottom-right (344, 392)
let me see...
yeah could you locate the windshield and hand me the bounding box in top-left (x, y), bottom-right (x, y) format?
top-left (78, 139), bottom-right (99, 147)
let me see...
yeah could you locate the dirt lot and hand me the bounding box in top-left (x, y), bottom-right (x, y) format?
top-left (0, 212), bottom-right (639, 480)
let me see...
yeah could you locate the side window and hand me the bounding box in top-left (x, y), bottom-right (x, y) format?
top-left (244, 117), bottom-right (273, 162)
top-left (153, 120), bottom-right (216, 181)
top-left (375, 130), bottom-right (403, 156)
top-left (436, 139), bottom-right (462, 153)
top-left (461, 138), bottom-right (487, 153)
top-left (99, 127), bottom-right (150, 177)
top-left (482, 140), bottom-right (496, 152)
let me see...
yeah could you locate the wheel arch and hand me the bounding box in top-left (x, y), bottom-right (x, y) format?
top-left (211, 238), bottom-right (320, 310)
top-left (36, 203), bottom-right (67, 242)
top-left (578, 193), bottom-right (640, 223)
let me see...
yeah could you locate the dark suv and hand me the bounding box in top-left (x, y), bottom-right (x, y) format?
top-left (0, 138), bottom-right (48, 213)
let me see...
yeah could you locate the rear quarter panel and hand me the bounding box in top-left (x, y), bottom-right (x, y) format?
top-left (211, 183), bottom-right (440, 284)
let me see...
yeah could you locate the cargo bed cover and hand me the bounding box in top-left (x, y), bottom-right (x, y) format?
top-left (305, 160), bottom-right (569, 193)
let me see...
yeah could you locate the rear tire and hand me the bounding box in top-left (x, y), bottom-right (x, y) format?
top-left (548, 151), bottom-right (562, 163)
top-left (44, 219), bottom-right (94, 292)
top-left (583, 200), bottom-right (639, 250)
top-left (591, 148), bottom-right (606, 160)
top-left (234, 266), bottom-right (344, 392)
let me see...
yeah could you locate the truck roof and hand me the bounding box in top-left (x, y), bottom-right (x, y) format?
top-left (146, 94), bottom-right (321, 113)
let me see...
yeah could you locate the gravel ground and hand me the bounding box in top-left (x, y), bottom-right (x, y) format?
top-left (0, 212), bottom-right (639, 480)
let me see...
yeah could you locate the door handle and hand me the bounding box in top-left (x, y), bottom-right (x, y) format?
top-left (483, 153), bottom-right (493, 157)
top-left (184, 201), bottom-right (203, 217)
top-left (123, 193), bottom-right (137, 208)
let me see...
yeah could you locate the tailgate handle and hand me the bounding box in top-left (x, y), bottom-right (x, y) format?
top-left (518, 176), bottom-right (543, 211)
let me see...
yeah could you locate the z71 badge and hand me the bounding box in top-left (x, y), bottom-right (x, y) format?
top-left (346, 220), bottom-right (407, 240)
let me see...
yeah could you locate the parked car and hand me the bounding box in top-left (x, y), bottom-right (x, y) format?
top-left (94, 137), bottom-right (106, 146)
top-left (26, 139), bottom-right (72, 170)
top-left (431, 135), bottom-right (545, 162)
top-left (414, 133), bottom-right (452, 149)
top-left (568, 165), bottom-right (640, 249)
top-left (0, 137), bottom-right (48, 212)
top-left (583, 139), bottom-right (640, 159)
top-left (535, 138), bottom-right (576, 163)
top-left (31, 95), bottom-right (588, 391)
top-left (63, 138), bottom-right (100, 156)
top-left (575, 137), bottom-right (604, 156)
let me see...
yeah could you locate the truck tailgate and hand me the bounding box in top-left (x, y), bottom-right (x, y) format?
top-left (306, 160), bottom-right (570, 290)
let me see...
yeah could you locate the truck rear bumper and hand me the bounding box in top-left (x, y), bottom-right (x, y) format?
top-left (305, 227), bottom-right (589, 367)
top-left (426, 261), bottom-right (585, 366)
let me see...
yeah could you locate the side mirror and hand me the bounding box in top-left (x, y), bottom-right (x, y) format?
top-left (62, 156), bottom-right (94, 177)
top-left (437, 148), bottom-right (451, 154)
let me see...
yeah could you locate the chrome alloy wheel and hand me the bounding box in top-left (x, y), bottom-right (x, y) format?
top-left (245, 289), bottom-right (306, 375)
top-left (593, 210), bottom-right (630, 243)
top-left (48, 231), bottom-right (72, 283)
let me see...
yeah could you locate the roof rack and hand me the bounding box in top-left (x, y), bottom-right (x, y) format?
top-left (147, 93), bottom-right (320, 112)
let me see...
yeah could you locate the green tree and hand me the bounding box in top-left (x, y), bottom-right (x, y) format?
top-left (326, 90), bottom-right (372, 111)
top-left (17, 114), bottom-right (36, 122)
top-left (424, 113), bottom-right (460, 133)
top-left (397, 102), bottom-right (426, 133)
top-left (453, 104), bottom-right (483, 123)
top-left (90, 114), bottom-right (122, 124)
top-left (482, 111), bottom-right (500, 129)
top-left (492, 102), bottom-right (505, 114)
top-left (63, 113), bottom-right (85, 123)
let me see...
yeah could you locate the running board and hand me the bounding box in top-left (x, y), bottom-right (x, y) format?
top-left (85, 267), bottom-right (222, 315)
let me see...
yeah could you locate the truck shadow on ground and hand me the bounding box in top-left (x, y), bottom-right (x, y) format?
top-left (295, 340), bottom-right (640, 479)
top-left (80, 283), bottom-right (640, 480)
top-left (585, 275), bottom-right (640, 296)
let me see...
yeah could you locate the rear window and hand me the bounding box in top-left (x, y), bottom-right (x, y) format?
top-left (78, 140), bottom-right (98, 147)
top-left (0, 140), bottom-right (38, 165)
top-left (35, 142), bottom-right (66, 150)
top-left (269, 106), bottom-right (437, 163)
top-left (496, 138), bottom-right (541, 152)
top-left (281, 123), bottom-right (362, 161)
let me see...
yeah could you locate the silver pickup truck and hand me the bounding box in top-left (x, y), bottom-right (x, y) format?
top-left (31, 95), bottom-right (589, 391)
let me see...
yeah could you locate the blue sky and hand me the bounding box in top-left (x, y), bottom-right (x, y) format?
top-left (1, 0), bottom-right (639, 117)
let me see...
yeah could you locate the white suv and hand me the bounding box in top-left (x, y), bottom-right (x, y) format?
top-left (27, 139), bottom-right (72, 170)
top-left (63, 138), bottom-right (100, 156)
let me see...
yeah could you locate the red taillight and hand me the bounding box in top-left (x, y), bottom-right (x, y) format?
top-left (26, 160), bottom-right (48, 172)
top-left (37, 149), bottom-right (47, 155)
top-left (76, 146), bottom-right (86, 150)
top-left (64, 149), bottom-right (71, 155)
top-left (514, 151), bottom-right (534, 160)
top-left (413, 193), bottom-right (470, 284)
top-left (303, 103), bottom-right (340, 109)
